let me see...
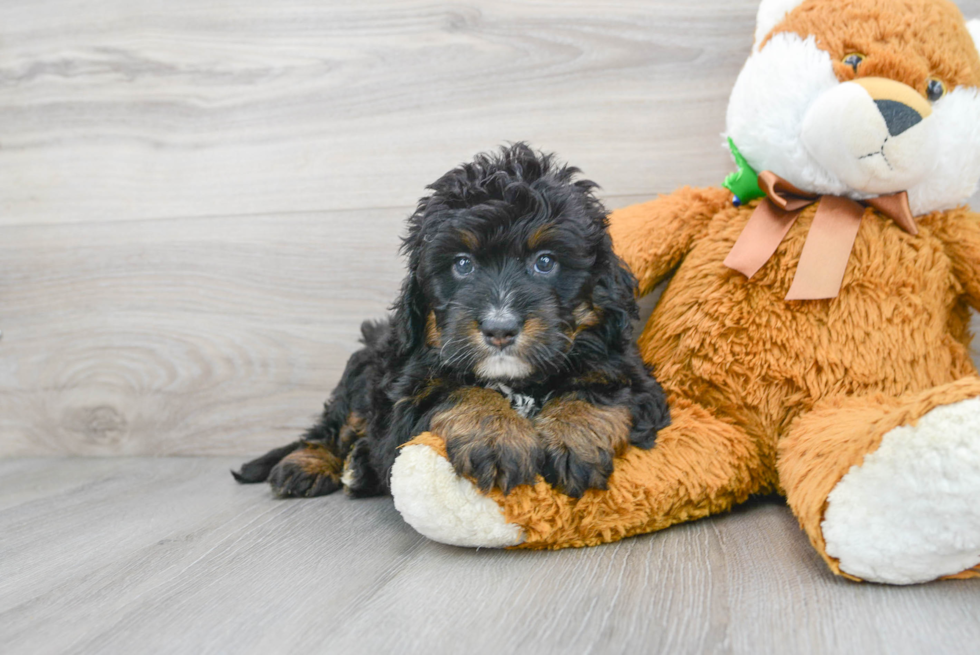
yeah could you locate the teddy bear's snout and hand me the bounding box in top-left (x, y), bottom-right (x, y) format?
top-left (856, 76), bottom-right (932, 137)
top-left (801, 76), bottom-right (938, 195)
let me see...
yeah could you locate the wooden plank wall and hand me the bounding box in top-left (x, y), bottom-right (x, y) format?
top-left (3, 0), bottom-right (980, 456)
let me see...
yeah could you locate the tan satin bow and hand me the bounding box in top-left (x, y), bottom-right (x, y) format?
top-left (723, 171), bottom-right (918, 300)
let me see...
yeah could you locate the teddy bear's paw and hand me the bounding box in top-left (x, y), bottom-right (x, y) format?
top-left (822, 397), bottom-right (980, 584)
top-left (390, 439), bottom-right (525, 548)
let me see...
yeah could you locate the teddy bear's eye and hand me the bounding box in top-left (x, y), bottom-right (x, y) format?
top-left (926, 78), bottom-right (947, 102)
top-left (842, 53), bottom-right (865, 72)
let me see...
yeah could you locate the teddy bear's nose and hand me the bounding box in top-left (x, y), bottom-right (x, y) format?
top-left (874, 99), bottom-right (923, 137)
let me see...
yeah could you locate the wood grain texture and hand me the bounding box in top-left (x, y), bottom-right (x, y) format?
top-left (0, 0), bottom-right (763, 227)
top-left (2, 0), bottom-right (980, 457)
top-left (0, 458), bottom-right (977, 655)
top-left (0, 209), bottom-right (405, 456)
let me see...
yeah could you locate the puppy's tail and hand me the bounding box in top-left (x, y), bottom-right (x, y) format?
top-left (231, 441), bottom-right (303, 483)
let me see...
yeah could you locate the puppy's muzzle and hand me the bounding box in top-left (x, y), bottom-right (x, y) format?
top-left (480, 314), bottom-right (521, 350)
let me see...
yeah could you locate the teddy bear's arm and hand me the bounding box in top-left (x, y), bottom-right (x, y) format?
top-left (931, 208), bottom-right (980, 310)
top-left (608, 186), bottom-right (731, 296)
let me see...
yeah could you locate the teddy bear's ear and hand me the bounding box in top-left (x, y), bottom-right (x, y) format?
top-left (754, 0), bottom-right (806, 51)
top-left (968, 19), bottom-right (980, 54)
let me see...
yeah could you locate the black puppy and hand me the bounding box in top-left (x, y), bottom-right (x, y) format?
top-left (234, 144), bottom-right (669, 498)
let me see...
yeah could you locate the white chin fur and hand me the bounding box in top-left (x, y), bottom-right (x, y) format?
top-left (475, 354), bottom-right (532, 380)
top-left (391, 444), bottom-right (525, 548)
top-left (727, 32), bottom-right (980, 215)
top-left (822, 397), bottom-right (980, 584)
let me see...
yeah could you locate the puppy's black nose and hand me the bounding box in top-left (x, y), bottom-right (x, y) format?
top-left (481, 316), bottom-right (520, 349)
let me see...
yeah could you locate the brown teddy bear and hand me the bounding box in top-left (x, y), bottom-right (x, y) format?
top-left (388, 0), bottom-right (980, 585)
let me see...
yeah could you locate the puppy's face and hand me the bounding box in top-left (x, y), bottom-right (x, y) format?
top-left (396, 145), bottom-right (633, 383)
top-left (423, 208), bottom-right (600, 381)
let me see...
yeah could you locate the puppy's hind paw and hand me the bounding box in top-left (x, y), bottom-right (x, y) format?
top-left (267, 442), bottom-right (344, 498)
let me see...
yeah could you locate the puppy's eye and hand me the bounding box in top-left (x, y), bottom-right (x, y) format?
top-left (926, 78), bottom-right (946, 102)
top-left (533, 253), bottom-right (557, 275)
top-left (842, 53), bottom-right (864, 72)
top-left (453, 256), bottom-right (474, 277)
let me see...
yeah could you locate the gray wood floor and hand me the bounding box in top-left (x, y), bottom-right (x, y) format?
top-left (3, 457), bottom-right (979, 655)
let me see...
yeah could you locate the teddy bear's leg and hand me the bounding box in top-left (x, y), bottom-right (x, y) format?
top-left (778, 377), bottom-right (980, 584)
top-left (391, 398), bottom-right (768, 549)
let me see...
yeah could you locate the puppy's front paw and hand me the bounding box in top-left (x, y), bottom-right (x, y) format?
top-left (431, 388), bottom-right (542, 494)
top-left (267, 442), bottom-right (343, 498)
top-left (536, 399), bottom-right (631, 497)
top-left (445, 427), bottom-right (542, 494)
top-left (539, 436), bottom-right (614, 498)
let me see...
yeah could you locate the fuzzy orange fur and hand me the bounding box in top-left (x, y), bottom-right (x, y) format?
top-left (609, 194), bottom-right (980, 581)
top-left (766, 0), bottom-right (980, 91)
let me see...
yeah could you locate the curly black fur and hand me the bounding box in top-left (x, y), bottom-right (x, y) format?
top-left (234, 143), bottom-right (669, 498)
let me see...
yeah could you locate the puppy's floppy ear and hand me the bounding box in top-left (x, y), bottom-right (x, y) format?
top-left (391, 208), bottom-right (429, 357)
top-left (591, 234), bottom-right (640, 348)
top-left (391, 271), bottom-right (426, 357)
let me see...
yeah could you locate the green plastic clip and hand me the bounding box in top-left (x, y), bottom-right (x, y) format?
top-left (722, 138), bottom-right (764, 207)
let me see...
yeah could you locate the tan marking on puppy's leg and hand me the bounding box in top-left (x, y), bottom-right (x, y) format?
top-left (536, 397), bottom-right (632, 496)
top-left (281, 442), bottom-right (344, 478)
top-left (338, 412), bottom-right (367, 452)
top-left (538, 398), bottom-right (632, 455)
top-left (430, 387), bottom-right (541, 493)
top-left (269, 441), bottom-right (345, 497)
